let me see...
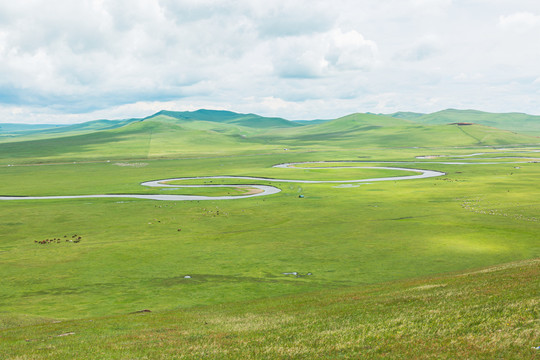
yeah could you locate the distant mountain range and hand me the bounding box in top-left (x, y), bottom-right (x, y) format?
top-left (0, 108), bottom-right (538, 164)
top-left (2, 109), bottom-right (539, 138)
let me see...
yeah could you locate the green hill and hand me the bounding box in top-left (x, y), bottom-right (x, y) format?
top-left (391, 109), bottom-right (540, 135)
top-left (149, 109), bottom-right (302, 129)
top-left (386, 111), bottom-right (425, 120)
top-left (1, 110), bottom-right (538, 165)
top-left (0, 116), bottom-right (278, 164)
top-left (0, 109), bottom-right (299, 145)
top-left (308, 112), bottom-right (413, 129)
top-left (254, 112), bottom-right (538, 148)
top-left (255, 113), bottom-right (413, 141)
top-left (37, 118), bottom-right (140, 134)
top-left (139, 114), bottom-right (251, 136)
top-left (0, 119), bottom-right (140, 143)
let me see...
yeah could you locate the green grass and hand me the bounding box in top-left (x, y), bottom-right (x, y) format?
top-left (1, 259), bottom-right (537, 359)
top-left (0, 151), bottom-right (538, 320)
top-left (398, 109), bottom-right (540, 136)
top-left (255, 120), bottom-right (538, 149)
top-left (0, 111), bottom-right (539, 358)
top-left (154, 184), bottom-right (259, 197)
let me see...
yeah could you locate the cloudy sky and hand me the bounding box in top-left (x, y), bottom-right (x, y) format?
top-left (1, 0), bottom-right (539, 123)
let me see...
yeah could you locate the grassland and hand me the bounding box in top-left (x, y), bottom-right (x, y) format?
top-left (1, 258), bottom-right (538, 359)
top-left (391, 109), bottom-right (540, 136)
top-left (0, 110), bottom-right (538, 358)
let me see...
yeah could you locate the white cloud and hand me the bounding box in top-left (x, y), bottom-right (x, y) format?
top-left (395, 35), bottom-right (442, 62)
top-left (252, 1), bottom-right (336, 37)
top-left (271, 29), bottom-right (378, 78)
top-left (410, 0), bottom-right (453, 15)
top-left (271, 34), bottom-right (330, 78)
top-left (326, 29), bottom-right (378, 70)
top-left (499, 12), bottom-right (540, 32)
top-left (1, 0), bottom-right (540, 123)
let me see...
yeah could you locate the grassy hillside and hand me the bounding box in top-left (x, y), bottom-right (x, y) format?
top-left (393, 109), bottom-right (540, 136)
top-left (1, 259), bottom-right (538, 359)
top-left (0, 117), bottom-right (281, 165)
top-left (137, 114), bottom-right (253, 136)
top-left (253, 113), bottom-right (539, 149)
top-left (0, 109), bottom-right (299, 145)
top-left (151, 109), bottom-right (301, 129)
top-left (33, 118), bottom-right (140, 134)
top-left (0, 119), bottom-right (139, 143)
top-left (0, 111), bottom-right (538, 165)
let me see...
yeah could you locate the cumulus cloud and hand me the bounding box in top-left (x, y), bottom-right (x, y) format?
top-left (271, 29), bottom-right (378, 78)
top-left (0, 0), bottom-right (540, 123)
top-left (326, 30), bottom-right (378, 70)
top-left (0, 0), bottom-right (247, 111)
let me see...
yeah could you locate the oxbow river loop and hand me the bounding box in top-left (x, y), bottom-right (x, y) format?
top-left (0, 162), bottom-right (446, 201)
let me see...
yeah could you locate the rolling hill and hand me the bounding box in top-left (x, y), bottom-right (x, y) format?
top-left (148, 109), bottom-right (302, 129)
top-left (0, 109), bottom-right (302, 145)
top-left (388, 109), bottom-right (540, 135)
top-left (0, 118), bottom-right (140, 143)
top-left (386, 111), bottom-right (425, 120)
top-left (0, 110), bottom-right (538, 164)
top-left (0, 117), bottom-right (279, 164)
top-left (253, 112), bottom-right (539, 148)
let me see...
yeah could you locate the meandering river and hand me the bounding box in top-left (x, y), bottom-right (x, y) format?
top-left (0, 161), bottom-right (446, 201)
